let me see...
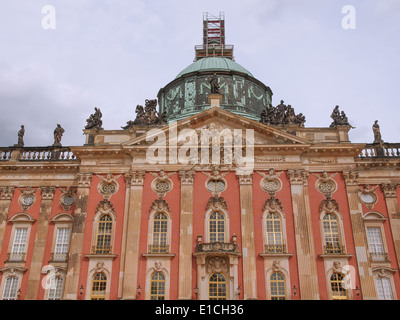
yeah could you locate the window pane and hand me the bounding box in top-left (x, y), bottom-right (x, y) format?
top-left (3, 277), bottom-right (18, 300)
top-left (375, 278), bottom-right (393, 300)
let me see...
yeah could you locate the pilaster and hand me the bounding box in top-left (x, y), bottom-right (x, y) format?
top-left (178, 170), bottom-right (195, 300)
top-left (0, 187), bottom-right (14, 251)
top-left (63, 173), bottom-right (92, 300)
top-left (381, 183), bottom-right (400, 268)
top-left (343, 170), bottom-right (377, 299)
top-left (237, 173), bottom-right (257, 300)
top-left (120, 170), bottom-right (145, 300)
top-left (287, 169), bottom-right (320, 300)
top-left (25, 186), bottom-right (56, 300)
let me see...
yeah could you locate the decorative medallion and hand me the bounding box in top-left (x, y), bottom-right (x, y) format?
top-left (202, 168), bottom-right (228, 197)
top-left (97, 174), bottom-right (120, 199)
top-left (313, 172), bottom-right (338, 198)
top-left (358, 185), bottom-right (378, 209)
top-left (18, 187), bottom-right (37, 211)
top-left (257, 169), bottom-right (283, 198)
top-left (207, 179), bottom-right (226, 194)
top-left (59, 187), bottom-right (76, 211)
top-left (150, 170), bottom-right (175, 199)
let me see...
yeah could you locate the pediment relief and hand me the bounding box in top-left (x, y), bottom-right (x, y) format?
top-left (122, 107), bottom-right (310, 148)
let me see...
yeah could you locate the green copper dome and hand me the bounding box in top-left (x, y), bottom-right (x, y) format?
top-left (158, 56), bottom-right (272, 122)
top-left (176, 57), bottom-right (254, 79)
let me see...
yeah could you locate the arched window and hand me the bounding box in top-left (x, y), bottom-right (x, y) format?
top-left (323, 214), bottom-right (342, 254)
top-left (150, 272), bottom-right (166, 300)
top-left (209, 212), bottom-right (225, 243)
top-left (330, 273), bottom-right (347, 300)
top-left (270, 272), bottom-right (286, 300)
top-left (266, 213), bottom-right (283, 253)
top-left (47, 276), bottom-right (64, 300)
top-left (151, 213), bottom-right (169, 253)
top-left (90, 272), bottom-right (107, 300)
top-left (2, 277), bottom-right (18, 300)
top-left (94, 215), bottom-right (112, 254)
top-left (209, 273), bottom-right (227, 300)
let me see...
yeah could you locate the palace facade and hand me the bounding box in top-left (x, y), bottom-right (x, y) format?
top-left (0, 13), bottom-right (399, 301)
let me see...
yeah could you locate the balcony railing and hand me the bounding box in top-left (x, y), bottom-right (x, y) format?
top-left (370, 252), bottom-right (390, 263)
top-left (195, 242), bottom-right (239, 254)
top-left (49, 252), bottom-right (68, 262)
top-left (91, 245), bottom-right (112, 255)
top-left (265, 244), bottom-right (287, 254)
top-left (6, 252), bottom-right (26, 262)
top-left (323, 244), bottom-right (346, 255)
top-left (148, 244), bottom-right (170, 254)
top-left (0, 146), bottom-right (77, 162)
top-left (358, 143), bottom-right (400, 159)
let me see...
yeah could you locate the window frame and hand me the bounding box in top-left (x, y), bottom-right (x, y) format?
top-left (208, 273), bottom-right (227, 300)
top-left (2, 276), bottom-right (19, 300)
top-left (90, 272), bottom-right (107, 300)
top-left (150, 271), bottom-right (166, 300)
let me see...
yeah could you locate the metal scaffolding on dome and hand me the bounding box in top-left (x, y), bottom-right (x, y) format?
top-left (194, 12), bottom-right (234, 61)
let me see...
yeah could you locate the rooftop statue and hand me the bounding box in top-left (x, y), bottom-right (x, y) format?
top-left (372, 120), bottom-right (384, 144)
top-left (53, 124), bottom-right (65, 146)
top-left (330, 105), bottom-right (352, 127)
top-left (259, 100), bottom-right (306, 127)
top-left (85, 107), bottom-right (103, 130)
top-left (14, 125), bottom-right (25, 147)
top-left (122, 99), bottom-right (168, 129)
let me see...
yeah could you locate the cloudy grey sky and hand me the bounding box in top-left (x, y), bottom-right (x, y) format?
top-left (0, 0), bottom-right (399, 147)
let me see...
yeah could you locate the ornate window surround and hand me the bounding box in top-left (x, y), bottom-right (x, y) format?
top-left (372, 267), bottom-right (397, 300)
top-left (145, 262), bottom-right (170, 300)
top-left (41, 266), bottom-right (67, 300)
top-left (49, 213), bottom-right (74, 263)
top-left (265, 261), bottom-right (291, 300)
top-left (318, 199), bottom-right (347, 256)
top-left (204, 203), bottom-right (230, 243)
top-left (325, 261), bottom-right (354, 300)
top-left (261, 198), bottom-right (287, 254)
top-left (0, 267), bottom-right (27, 300)
top-left (147, 201), bottom-right (173, 255)
top-left (90, 200), bottom-right (117, 256)
top-left (6, 213), bottom-right (36, 263)
top-left (85, 261), bottom-right (112, 300)
top-left (363, 212), bottom-right (390, 265)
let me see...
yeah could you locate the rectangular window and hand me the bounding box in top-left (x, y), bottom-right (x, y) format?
top-left (54, 228), bottom-right (70, 260)
top-left (2, 277), bottom-right (19, 300)
top-left (47, 277), bottom-right (64, 300)
top-left (375, 278), bottom-right (393, 300)
top-left (10, 228), bottom-right (28, 261)
top-left (367, 227), bottom-right (386, 262)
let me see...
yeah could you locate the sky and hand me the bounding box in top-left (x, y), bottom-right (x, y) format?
top-left (0, 0), bottom-right (399, 147)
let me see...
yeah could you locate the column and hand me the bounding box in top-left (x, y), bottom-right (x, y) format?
top-left (25, 186), bottom-right (56, 300)
top-left (287, 169), bottom-right (319, 300)
top-left (0, 187), bottom-right (15, 250)
top-left (381, 183), bottom-right (400, 267)
top-left (63, 173), bottom-right (92, 300)
top-left (343, 171), bottom-right (377, 299)
top-left (178, 170), bottom-right (195, 300)
top-left (121, 170), bottom-right (145, 300)
top-left (237, 173), bottom-right (257, 300)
